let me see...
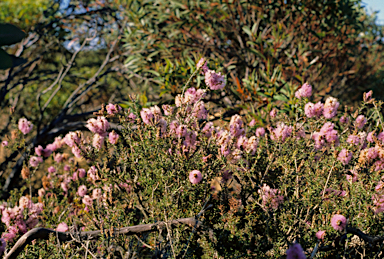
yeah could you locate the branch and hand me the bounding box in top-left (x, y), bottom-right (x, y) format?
top-left (5, 217), bottom-right (208, 259)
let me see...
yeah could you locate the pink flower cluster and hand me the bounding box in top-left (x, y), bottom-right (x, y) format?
top-left (337, 149), bottom-right (353, 165)
top-left (1, 197), bottom-right (43, 244)
top-left (330, 214), bottom-right (347, 231)
top-left (18, 118), bottom-right (33, 135)
top-left (258, 184), bottom-right (284, 210)
top-left (269, 122), bottom-right (292, 143)
top-left (305, 97), bottom-right (339, 119)
top-left (106, 103), bottom-right (122, 115)
top-left (295, 83), bottom-right (312, 99)
top-left (286, 243), bottom-right (306, 259)
top-left (86, 116), bottom-right (110, 136)
top-left (189, 170), bottom-right (202, 184)
top-left (312, 122), bottom-right (339, 149)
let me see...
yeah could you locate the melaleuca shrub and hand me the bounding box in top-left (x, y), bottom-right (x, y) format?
top-left (1, 59), bottom-right (384, 258)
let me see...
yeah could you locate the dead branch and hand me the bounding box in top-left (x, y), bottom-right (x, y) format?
top-left (5, 217), bottom-right (207, 259)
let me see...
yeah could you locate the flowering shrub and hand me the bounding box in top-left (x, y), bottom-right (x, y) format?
top-left (2, 59), bottom-right (384, 258)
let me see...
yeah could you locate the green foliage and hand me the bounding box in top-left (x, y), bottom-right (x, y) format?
top-left (123, 0), bottom-right (384, 125)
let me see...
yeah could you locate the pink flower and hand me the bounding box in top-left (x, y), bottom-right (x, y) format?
top-left (202, 122), bottom-right (214, 138)
top-left (92, 188), bottom-right (102, 200)
top-left (245, 136), bottom-right (258, 155)
top-left (196, 57), bottom-right (206, 70)
top-left (355, 115), bottom-right (367, 129)
top-left (18, 118), bottom-right (33, 135)
top-left (286, 243), bottom-right (306, 259)
top-left (82, 195), bottom-right (93, 206)
top-left (323, 97), bottom-right (339, 119)
top-left (56, 222), bottom-right (69, 232)
top-left (54, 153), bottom-right (64, 163)
top-left (205, 70), bottom-right (226, 90)
top-left (77, 168), bottom-right (86, 178)
top-left (128, 112), bottom-right (137, 121)
top-left (295, 83), bottom-right (312, 99)
top-left (192, 101), bottom-right (208, 119)
top-left (88, 166), bottom-right (99, 181)
top-left (256, 127), bottom-right (265, 137)
top-left (86, 117), bottom-right (110, 136)
top-left (162, 105), bottom-right (174, 116)
top-left (340, 116), bottom-right (349, 124)
top-left (29, 156), bottom-right (43, 167)
top-left (92, 134), bottom-right (105, 150)
top-left (316, 230), bottom-right (326, 241)
top-left (77, 185), bottom-right (87, 197)
top-left (1, 141), bottom-right (8, 147)
top-left (189, 170), bottom-right (202, 184)
top-left (38, 188), bottom-right (46, 197)
top-left (347, 134), bottom-right (360, 145)
top-left (367, 131), bottom-right (376, 143)
top-left (47, 166), bottom-right (56, 174)
top-left (109, 131), bottom-right (119, 144)
top-left (270, 122), bottom-right (292, 143)
top-left (106, 103), bottom-right (122, 115)
top-left (63, 132), bottom-right (81, 147)
top-left (364, 90), bottom-right (373, 102)
top-left (331, 214), bottom-right (347, 231)
top-left (270, 108), bottom-right (277, 118)
top-left (258, 184), bottom-right (284, 210)
top-left (35, 145), bottom-right (52, 157)
top-left (63, 165), bottom-right (70, 171)
top-left (338, 149), bottom-right (353, 165)
top-left (304, 102), bottom-right (315, 118)
top-left (249, 119), bottom-right (256, 127)
top-left (140, 108), bottom-right (154, 125)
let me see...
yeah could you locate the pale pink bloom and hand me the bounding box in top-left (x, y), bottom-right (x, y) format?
top-left (338, 149), bottom-right (353, 165)
top-left (374, 160), bottom-right (384, 171)
top-left (16, 219), bottom-right (27, 233)
top-left (18, 118), bottom-right (33, 135)
top-left (323, 97), bottom-right (339, 119)
top-left (46, 136), bottom-right (63, 152)
top-left (61, 181), bottom-right (69, 193)
top-left (236, 135), bottom-right (248, 149)
top-left (71, 145), bottom-right (82, 158)
top-left (38, 188), bottom-right (46, 197)
top-left (77, 185), bottom-right (87, 197)
top-left (378, 132), bottom-right (384, 143)
top-left (29, 156), bottom-right (43, 167)
top-left (202, 122), bottom-right (214, 138)
top-left (88, 166), bottom-right (99, 181)
top-left (150, 105), bottom-right (162, 123)
top-left (367, 131), bottom-right (376, 143)
top-left (205, 69), bottom-right (226, 90)
top-left (128, 112), bottom-right (137, 121)
top-left (157, 119), bottom-right (168, 136)
top-left (364, 90), bottom-right (373, 102)
top-left (0, 238), bottom-right (6, 255)
top-left (258, 184), bottom-right (284, 210)
top-left (295, 82), bottom-right (312, 99)
top-left (92, 188), bottom-right (102, 200)
top-left (82, 195), bottom-right (93, 206)
top-left (108, 131), bottom-right (119, 144)
top-left (176, 125), bottom-right (188, 138)
top-left (196, 57), bottom-right (206, 69)
top-left (2, 225), bottom-right (18, 242)
top-left (304, 102), bottom-right (316, 118)
top-left (183, 131), bottom-right (197, 148)
top-left (316, 230), bottom-right (326, 241)
top-left (63, 164), bottom-right (70, 171)
top-left (175, 95), bottom-right (183, 107)
top-left (286, 243), bottom-right (306, 259)
top-left (63, 131), bottom-right (81, 147)
top-left (230, 115), bottom-right (245, 137)
top-left (54, 153), bottom-right (64, 163)
top-left (245, 136), bottom-right (258, 155)
top-left (189, 170), bottom-right (202, 184)
top-left (314, 102), bottom-right (324, 117)
top-left (19, 196), bottom-right (31, 209)
top-left (92, 134), bottom-right (105, 150)
top-left (1, 141), bottom-right (8, 147)
top-left (48, 166), bottom-right (56, 174)
top-left (35, 145), bottom-right (52, 157)
top-left (256, 127), bottom-right (265, 137)
top-left (331, 214), bottom-right (347, 231)
top-left (355, 115), bottom-right (367, 129)
top-left (347, 134), bottom-right (360, 145)
top-left (57, 222), bottom-right (69, 232)
top-left (162, 105), bottom-right (174, 116)
top-left (270, 122), bottom-right (292, 143)
top-left (249, 119), bottom-right (256, 127)
top-left (86, 117), bottom-right (110, 136)
top-left (192, 101), bottom-right (208, 119)
top-left (106, 103), bottom-right (122, 115)
top-left (140, 108), bottom-right (154, 125)
top-left (270, 108), bottom-right (277, 118)
top-left (78, 168), bottom-right (86, 178)
top-left (340, 116), bottom-right (349, 124)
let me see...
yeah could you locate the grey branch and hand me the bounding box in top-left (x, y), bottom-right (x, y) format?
top-left (5, 217), bottom-right (207, 259)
